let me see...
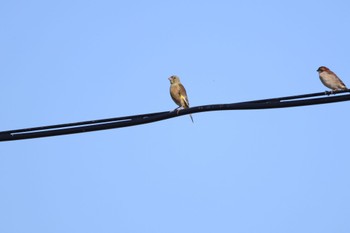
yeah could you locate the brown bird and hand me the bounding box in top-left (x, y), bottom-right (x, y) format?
top-left (317, 66), bottom-right (347, 92)
top-left (168, 75), bottom-right (194, 123)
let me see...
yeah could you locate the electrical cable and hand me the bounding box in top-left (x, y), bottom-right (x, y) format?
top-left (0, 90), bottom-right (349, 142)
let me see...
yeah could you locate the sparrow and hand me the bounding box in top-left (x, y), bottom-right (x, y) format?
top-left (168, 75), bottom-right (194, 123)
top-left (317, 66), bottom-right (347, 92)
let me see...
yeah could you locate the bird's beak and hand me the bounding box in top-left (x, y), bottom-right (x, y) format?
top-left (168, 77), bottom-right (171, 81)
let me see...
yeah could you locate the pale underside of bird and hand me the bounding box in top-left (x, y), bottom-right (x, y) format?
top-left (317, 66), bottom-right (347, 92)
top-left (168, 75), bottom-right (194, 123)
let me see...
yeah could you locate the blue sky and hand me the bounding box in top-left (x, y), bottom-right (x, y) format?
top-left (1, 1), bottom-right (350, 232)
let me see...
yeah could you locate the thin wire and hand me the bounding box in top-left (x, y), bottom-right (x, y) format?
top-left (1, 90), bottom-right (349, 142)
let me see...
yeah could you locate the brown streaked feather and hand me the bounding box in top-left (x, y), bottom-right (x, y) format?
top-left (170, 83), bottom-right (182, 107)
top-left (331, 72), bottom-right (347, 88)
top-left (178, 83), bottom-right (190, 108)
top-left (170, 83), bottom-right (190, 108)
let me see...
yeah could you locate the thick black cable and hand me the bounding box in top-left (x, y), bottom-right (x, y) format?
top-left (0, 111), bottom-right (167, 134)
top-left (0, 90), bottom-right (349, 142)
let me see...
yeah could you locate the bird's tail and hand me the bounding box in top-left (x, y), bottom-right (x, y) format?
top-left (189, 114), bottom-right (194, 123)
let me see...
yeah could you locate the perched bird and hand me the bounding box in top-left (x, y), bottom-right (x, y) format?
top-left (317, 66), bottom-right (347, 92)
top-left (168, 75), bottom-right (194, 123)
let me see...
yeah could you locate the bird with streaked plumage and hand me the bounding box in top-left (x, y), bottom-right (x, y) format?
top-left (317, 66), bottom-right (348, 92)
top-left (168, 75), bottom-right (194, 123)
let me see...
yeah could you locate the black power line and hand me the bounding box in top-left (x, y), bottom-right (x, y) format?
top-left (1, 90), bottom-right (349, 142)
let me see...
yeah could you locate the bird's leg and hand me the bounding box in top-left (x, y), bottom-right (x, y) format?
top-left (170, 107), bottom-right (183, 114)
top-left (325, 90), bottom-right (331, 96)
top-left (176, 106), bottom-right (184, 115)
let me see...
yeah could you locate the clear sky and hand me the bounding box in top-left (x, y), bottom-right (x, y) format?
top-left (1, 1), bottom-right (350, 232)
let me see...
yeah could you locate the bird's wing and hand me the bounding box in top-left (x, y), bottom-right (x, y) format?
top-left (181, 95), bottom-right (190, 108)
top-left (332, 72), bottom-right (347, 88)
top-left (337, 76), bottom-right (347, 88)
top-left (178, 84), bottom-right (190, 108)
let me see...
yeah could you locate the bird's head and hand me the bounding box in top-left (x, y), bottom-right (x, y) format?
top-left (317, 66), bottom-right (329, 73)
top-left (168, 75), bottom-right (181, 84)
